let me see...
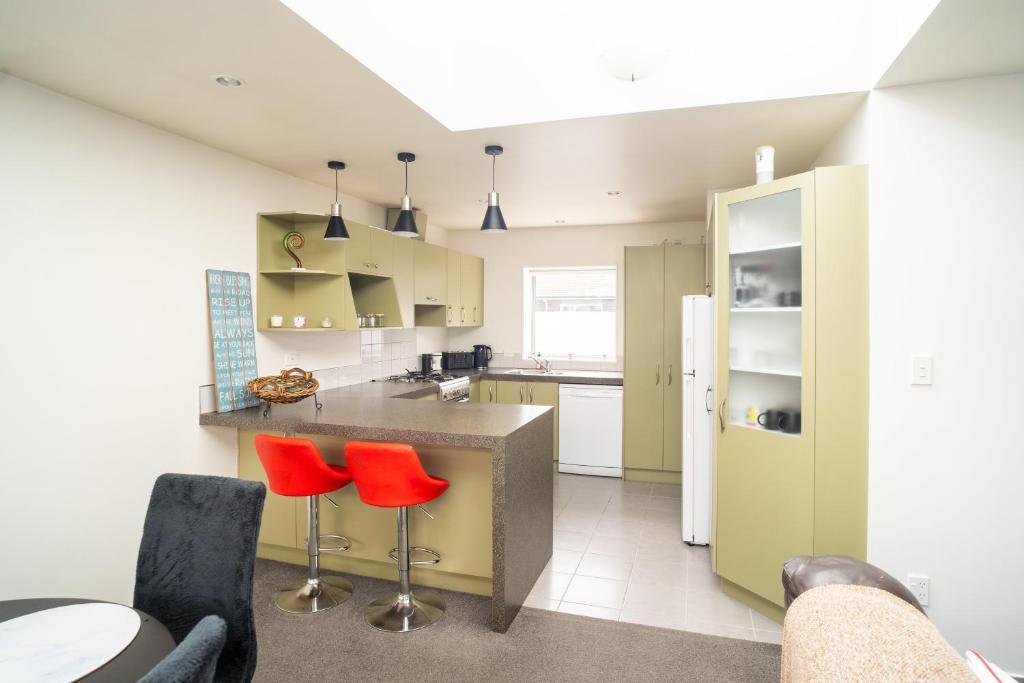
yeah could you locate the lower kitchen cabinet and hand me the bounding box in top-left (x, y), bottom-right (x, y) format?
top-left (497, 380), bottom-right (558, 461)
top-left (479, 379), bottom-right (497, 404)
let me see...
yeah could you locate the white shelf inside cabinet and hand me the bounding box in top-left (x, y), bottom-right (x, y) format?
top-left (730, 366), bottom-right (802, 378)
top-left (730, 307), bottom-right (802, 313)
top-left (729, 241), bottom-right (801, 256)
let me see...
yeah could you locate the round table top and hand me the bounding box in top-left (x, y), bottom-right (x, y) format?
top-left (0, 598), bottom-right (175, 682)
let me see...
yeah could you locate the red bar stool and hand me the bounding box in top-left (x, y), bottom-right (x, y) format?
top-left (344, 441), bottom-right (449, 632)
top-left (253, 434), bottom-right (354, 614)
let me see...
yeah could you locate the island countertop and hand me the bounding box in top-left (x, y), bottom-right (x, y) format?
top-left (199, 378), bottom-right (552, 449)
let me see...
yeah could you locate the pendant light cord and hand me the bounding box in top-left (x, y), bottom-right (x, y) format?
top-left (334, 169), bottom-right (339, 203)
top-left (491, 154), bottom-right (496, 192)
top-left (404, 160), bottom-right (409, 195)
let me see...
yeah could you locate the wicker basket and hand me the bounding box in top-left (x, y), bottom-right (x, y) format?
top-left (247, 368), bottom-right (320, 405)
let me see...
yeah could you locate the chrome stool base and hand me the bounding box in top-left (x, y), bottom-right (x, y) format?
top-left (275, 575), bottom-right (353, 614)
top-left (365, 589), bottom-right (445, 632)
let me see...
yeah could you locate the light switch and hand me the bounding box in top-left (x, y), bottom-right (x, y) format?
top-left (910, 354), bottom-right (933, 385)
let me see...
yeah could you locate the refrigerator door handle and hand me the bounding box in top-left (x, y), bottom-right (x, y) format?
top-left (705, 386), bottom-right (713, 413)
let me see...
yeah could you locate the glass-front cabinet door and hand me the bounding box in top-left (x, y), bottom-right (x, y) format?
top-left (713, 172), bottom-right (816, 605)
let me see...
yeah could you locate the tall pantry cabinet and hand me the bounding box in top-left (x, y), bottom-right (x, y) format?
top-left (712, 165), bottom-right (868, 613)
top-left (622, 244), bottom-right (705, 479)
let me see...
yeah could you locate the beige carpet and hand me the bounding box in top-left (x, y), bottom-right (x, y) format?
top-left (252, 560), bottom-right (780, 682)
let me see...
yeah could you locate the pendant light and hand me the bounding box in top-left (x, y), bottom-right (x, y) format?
top-left (480, 145), bottom-right (508, 233)
top-left (324, 160), bottom-right (349, 240)
top-left (392, 152), bottom-right (419, 238)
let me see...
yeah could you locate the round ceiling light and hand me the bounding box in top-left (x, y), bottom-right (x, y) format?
top-left (213, 75), bottom-right (245, 88)
top-left (600, 46), bottom-right (668, 83)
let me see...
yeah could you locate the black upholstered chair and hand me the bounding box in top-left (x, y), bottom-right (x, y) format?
top-left (134, 473), bottom-right (266, 683)
top-left (139, 614), bottom-right (227, 683)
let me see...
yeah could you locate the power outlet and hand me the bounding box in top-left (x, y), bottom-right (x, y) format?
top-left (907, 574), bottom-right (930, 606)
top-left (283, 352), bottom-right (301, 368)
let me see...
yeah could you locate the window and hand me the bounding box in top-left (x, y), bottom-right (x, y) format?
top-left (523, 266), bottom-right (617, 361)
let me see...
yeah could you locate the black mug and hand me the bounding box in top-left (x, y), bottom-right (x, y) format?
top-left (757, 410), bottom-right (783, 430)
top-left (778, 410), bottom-right (802, 434)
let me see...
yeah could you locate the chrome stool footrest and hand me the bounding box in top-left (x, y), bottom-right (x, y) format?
top-left (318, 534), bottom-right (352, 552)
top-left (388, 546), bottom-right (441, 566)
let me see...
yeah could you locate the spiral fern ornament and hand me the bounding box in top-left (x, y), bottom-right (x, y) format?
top-left (283, 231), bottom-right (305, 270)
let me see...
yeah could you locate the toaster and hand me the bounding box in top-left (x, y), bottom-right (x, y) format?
top-left (441, 351), bottom-right (475, 371)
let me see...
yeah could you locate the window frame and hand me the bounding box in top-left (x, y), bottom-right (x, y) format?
top-left (521, 265), bottom-right (618, 362)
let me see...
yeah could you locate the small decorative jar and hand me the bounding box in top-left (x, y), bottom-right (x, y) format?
top-left (320, 316), bottom-right (333, 328)
top-left (293, 315), bottom-right (306, 329)
top-left (269, 315), bottom-right (283, 328)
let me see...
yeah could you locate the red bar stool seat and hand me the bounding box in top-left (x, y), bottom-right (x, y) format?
top-left (344, 440), bottom-right (449, 632)
top-left (253, 434), bottom-right (354, 614)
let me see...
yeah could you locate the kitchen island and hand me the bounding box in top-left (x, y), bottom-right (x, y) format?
top-left (200, 376), bottom-right (554, 633)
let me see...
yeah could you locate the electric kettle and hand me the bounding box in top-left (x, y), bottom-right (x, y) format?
top-left (473, 345), bottom-right (493, 369)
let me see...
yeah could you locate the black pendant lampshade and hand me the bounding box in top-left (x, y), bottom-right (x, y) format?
top-left (324, 160), bottom-right (350, 240)
top-left (480, 145), bottom-right (508, 233)
top-left (392, 152), bottom-right (419, 238)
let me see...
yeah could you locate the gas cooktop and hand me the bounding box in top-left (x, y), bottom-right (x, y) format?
top-left (377, 371), bottom-right (457, 384)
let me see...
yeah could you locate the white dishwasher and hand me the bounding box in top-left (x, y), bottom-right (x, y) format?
top-left (558, 384), bottom-right (624, 478)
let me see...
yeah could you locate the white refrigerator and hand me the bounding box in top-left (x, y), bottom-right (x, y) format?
top-left (681, 295), bottom-right (714, 545)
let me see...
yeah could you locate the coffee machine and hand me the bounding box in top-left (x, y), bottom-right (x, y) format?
top-left (473, 345), bottom-right (493, 369)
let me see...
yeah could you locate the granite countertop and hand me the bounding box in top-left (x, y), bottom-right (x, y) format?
top-left (200, 377), bottom-right (551, 448)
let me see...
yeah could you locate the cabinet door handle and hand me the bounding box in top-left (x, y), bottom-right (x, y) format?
top-left (529, 385), bottom-right (534, 404)
top-left (719, 399), bottom-right (726, 433)
top-left (364, 262), bottom-right (371, 268)
top-left (655, 364), bottom-right (660, 385)
top-left (488, 385), bottom-right (494, 403)
top-left (519, 385), bottom-right (524, 403)
top-left (473, 306), bottom-right (477, 323)
top-left (460, 306), bottom-right (465, 323)
top-left (447, 306), bottom-right (452, 323)
top-left (705, 386), bottom-right (713, 414)
top-left (667, 364), bottom-right (673, 386)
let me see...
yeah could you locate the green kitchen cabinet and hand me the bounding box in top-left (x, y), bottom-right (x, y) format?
top-left (447, 250), bottom-right (462, 326)
top-left (713, 166), bottom-right (868, 608)
top-left (444, 250), bottom-right (484, 328)
top-left (662, 245), bottom-right (707, 471)
top-left (496, 380), bottom-right (559, 461)
top-left (346, 222), bottom-right (393, 276)
top-left (461, 254), bottom-right (484, 326)
top-left (414, 241), bottom-right (447, 305)
top-left (479, 379), bottom-right (498, 404)
top-left (622, 244), bottom-right (705, 478)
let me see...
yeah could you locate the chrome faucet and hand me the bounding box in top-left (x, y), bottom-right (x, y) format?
top-left (529, 354), bottom-right (550, 372)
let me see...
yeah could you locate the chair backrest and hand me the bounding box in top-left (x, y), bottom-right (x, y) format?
top-left (343, 440), bottom-right (434, 507)
top-left (134, 474), bottom-right (265, 683)
top-left (252, 434), bottom-right (343, 496)
top-left (138, 614), bottom-right (227, 683)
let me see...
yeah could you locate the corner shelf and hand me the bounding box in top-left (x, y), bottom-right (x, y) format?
top-left (730, 306), bottom-right (802, 313)
top-left (729, 241), bottom-right (801, 256)
top-left (730, 366), bottom-right (801, 378)
top-left (259, 269), bottom-right (344, 276)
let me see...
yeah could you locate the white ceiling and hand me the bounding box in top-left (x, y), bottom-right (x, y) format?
top-left (283, 0), bottom-right (935, 132)
top-left (1, 0), bottom-right (878, 228)
top-left (878, 0), bottom-right (1024, 88)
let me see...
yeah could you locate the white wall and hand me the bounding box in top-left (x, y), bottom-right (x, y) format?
top-left (446, 222), bottom-right (705, 367)
top-left (0, 75), bottom-right (386, 603)
top-left (816, 73), bottom-right (1024, 672)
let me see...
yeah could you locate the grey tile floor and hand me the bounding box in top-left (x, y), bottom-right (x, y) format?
top-left (524, 473), bottom-right (783, 644)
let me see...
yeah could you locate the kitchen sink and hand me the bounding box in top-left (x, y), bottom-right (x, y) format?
top-left (502, 369), bottom-right (563, 376)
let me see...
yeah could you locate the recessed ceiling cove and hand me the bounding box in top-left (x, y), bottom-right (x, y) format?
top-left (281, 0), bottom-right (938, 131)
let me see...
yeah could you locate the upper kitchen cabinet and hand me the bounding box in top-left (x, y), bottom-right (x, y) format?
top-left (255, 211), bottom-right (357, 332)
top-left (461, 253), bottom-right (484, 326)
top-left (444, 250), bottom-right (484, 328)
top-left (392, 236), bottom-right (415, 327)
top-left (622, 244), bottom-right (705, 479)
top-left (413, 241), bottom-right (447, 305)
top-left (345, 222), bottom-right (394, 276)
top-left (713, 166), bottom-right (868, 610)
